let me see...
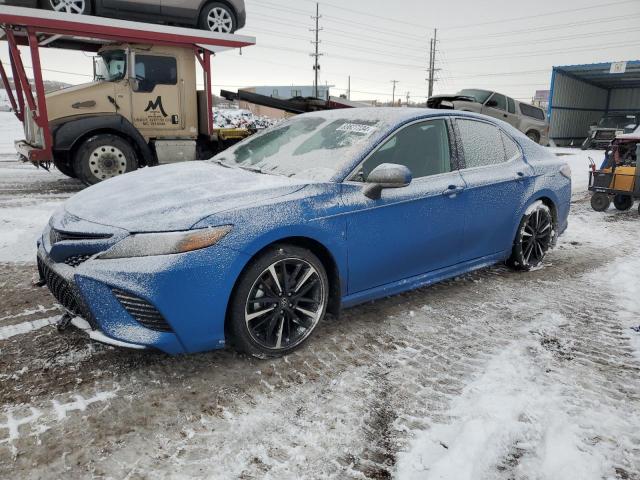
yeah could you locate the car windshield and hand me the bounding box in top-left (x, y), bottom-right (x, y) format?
top-left (456, 89), bottom-right (493, 103)
top-left (598, 115), bottom-right (638, 129)
top-left (94, 50), bottom-right (127, 82)
top-left (210, 115), bottom-right (384, 181)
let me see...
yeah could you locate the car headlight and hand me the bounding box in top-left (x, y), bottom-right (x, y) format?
top-left (98, 226), bottom-right (232, 260)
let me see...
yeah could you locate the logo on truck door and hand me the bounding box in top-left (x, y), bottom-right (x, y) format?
top-left (144, 96), bottom-right (168, 117)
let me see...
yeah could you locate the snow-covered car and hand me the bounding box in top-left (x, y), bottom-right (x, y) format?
top-left (0, 0), bottom-right (246, 33)
top-left (427, 89), bottom-right (549, 145)
top-left (37, 109), bottom-right (571, 357)
top-left (582, 113), bottom-right (640, 150)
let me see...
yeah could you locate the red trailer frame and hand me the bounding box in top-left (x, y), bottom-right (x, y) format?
top-left (0, 6), bottom-right (255, 164)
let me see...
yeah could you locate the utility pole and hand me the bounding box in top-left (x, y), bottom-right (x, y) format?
top-left (391, 80), bottom-right (399, 105)
top-left (347, 75), bottom-right (351, 100)
top-left (427, 28), bottom-right (439, 98)
top-left (310, 3), bottom-right (323, 99)
top-left (406, 91), bottom-right (410, 106)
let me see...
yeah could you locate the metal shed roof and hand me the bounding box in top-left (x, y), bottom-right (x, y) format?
top-left (554, 60), bottom-right (640, 90)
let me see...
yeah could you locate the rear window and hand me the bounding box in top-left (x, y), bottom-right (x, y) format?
top-left (520, 103), bottom-right (545, 121)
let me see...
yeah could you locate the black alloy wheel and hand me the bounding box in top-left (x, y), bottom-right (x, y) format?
top-left (228, 245), bottom-right (329, 358)
top-left (613, 194), bottom-right (633, 211)
top-left (590, 193), bottom-right (611, 212)
top-left (508, 203), bottom-right (555, 271)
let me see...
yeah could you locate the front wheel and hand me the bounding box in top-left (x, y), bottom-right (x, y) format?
top-left (42, 0), bottom-right (92, 15)
top-left (227, 245), bottom-right (329, 358)
top-left (613, 194), bottom-right (633, 211)
top-left (199, 2), bottom-right (237, 33)
top-left (591, 193), bottom-right (611, 212)
top-left (508, 202), bottom-right (555, 271)
top-left (74, 134), bottom-right (138, 186)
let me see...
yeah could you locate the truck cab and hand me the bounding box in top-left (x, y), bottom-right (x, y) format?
top-left (41, 44), bottom-right (214, 184)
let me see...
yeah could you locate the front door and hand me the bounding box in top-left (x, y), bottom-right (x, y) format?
top-left (454, 117), bottom-right (536, 261)
top-left (344, 118), bottom-right (467, 294)
top-left (482, 92), bottom-right (518, 127)
top-left (130, 53), bottom-right (183, 134)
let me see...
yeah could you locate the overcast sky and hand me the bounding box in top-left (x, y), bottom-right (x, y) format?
top-left (3, 0), bottom-right (640, 103)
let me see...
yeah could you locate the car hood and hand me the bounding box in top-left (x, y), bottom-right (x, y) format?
top-left (64, 162), bottom-right (308, 232)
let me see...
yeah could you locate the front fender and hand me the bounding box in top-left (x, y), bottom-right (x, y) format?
top-left (51, 114), bottom-right (154, 166)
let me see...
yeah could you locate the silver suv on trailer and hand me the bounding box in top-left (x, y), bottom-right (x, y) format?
top-left (427, 89), bottom-right (549, 145)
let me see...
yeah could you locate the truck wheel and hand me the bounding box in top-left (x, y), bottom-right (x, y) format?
top-left (590, 193), bottom-right (611, 212)
top-left (613, 194), bottom-right (633, 211)
top-left (199, 2), bottom-right (237, 33)
top-left (526, 131), bottom-right (540, 144)
top-left (74, 134), bottom-right (138, 186)
top-left (53, 158), bottom-right (77, 179)
top-left (42, 0), bottom-right (92, 14)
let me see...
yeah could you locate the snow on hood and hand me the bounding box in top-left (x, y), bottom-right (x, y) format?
top-left (64, 162), bottom-right (307, 232)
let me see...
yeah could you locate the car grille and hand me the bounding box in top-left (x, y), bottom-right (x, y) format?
top-left (112, 289), bottom-right (173, 333)
top-left (50, 228), bottom-right (112, 245)
top-left (64, 254), bottom-right (93, 268)
top-left (37, 256), bottom-right (96, 328)
top-left (595, 130), bottom-right (616, 141)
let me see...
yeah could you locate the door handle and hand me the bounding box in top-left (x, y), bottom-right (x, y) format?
top-left (443, 185), bottom-right (465, 197)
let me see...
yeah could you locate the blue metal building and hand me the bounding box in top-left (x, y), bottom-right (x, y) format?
top-left (548, 60), bottom-right (640, 146)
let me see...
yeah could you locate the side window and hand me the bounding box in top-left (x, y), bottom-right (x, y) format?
top-left (457, 119), bottom-right (507, 168)
top-left (501, 131), bottom-right (521, 160)
top-left (357, 119), bottom-right (452, 181)
top-left (507, 97), bottom-right (516, 114)
top-left (134, 55), bottom-right (177, 93)
top-left (520, 103), bottom-right (546, 121)
top-left (487, 93), bottom-right (507, 111)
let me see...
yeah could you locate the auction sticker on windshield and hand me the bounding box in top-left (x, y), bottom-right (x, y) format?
top-left (336, 122), bottom-right (378, 136)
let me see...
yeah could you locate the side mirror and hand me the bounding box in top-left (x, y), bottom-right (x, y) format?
top-left (485, 99), bottom-right (498, 108)
top-left (363, 163), bottom-right (412, 200)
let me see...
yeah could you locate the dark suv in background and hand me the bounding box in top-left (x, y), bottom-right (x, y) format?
top-left (0, 0), bottom-right (246, 33)
top-left (581, 113), bottom-right (640, 150)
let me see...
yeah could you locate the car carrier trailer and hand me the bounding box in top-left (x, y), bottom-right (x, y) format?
top-left (0, 5), bottom-right (255, 184)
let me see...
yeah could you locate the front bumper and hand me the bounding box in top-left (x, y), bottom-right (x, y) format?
top-left (38, 224), bottom-right (251, 355)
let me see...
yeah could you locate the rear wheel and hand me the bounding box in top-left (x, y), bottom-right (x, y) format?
top-left (199, 2), bottom-right (237, 33)
top-left (227, 245), bottom-right (329, 358)
top-left (42, 0), bottom-right (92, 15)
top-left (74, 134), bottom-right (138, 186)
top-left (590, 193), bottom-right (611, 212)
top-left (613, 194), bottom-right (633, 211)
top-left (508, 202), bottom-right (555, 271)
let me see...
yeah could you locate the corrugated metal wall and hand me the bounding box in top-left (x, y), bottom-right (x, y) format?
top-left (549, 71), bottom-right (607, 145)
top-left (609, 88), bottom-right (640, 110)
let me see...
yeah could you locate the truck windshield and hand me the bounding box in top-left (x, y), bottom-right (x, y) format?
top-left (456, 89), bottom-right (493, 104)
top-left (94, 50), bottom-right (127, 82)
top-left (210, 114), bottom-right (385, 181)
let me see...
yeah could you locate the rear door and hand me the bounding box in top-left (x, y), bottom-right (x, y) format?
top-left (454, 117), bottom-right (536, 261)
top-left (344, 118), bottom-right (467, 293)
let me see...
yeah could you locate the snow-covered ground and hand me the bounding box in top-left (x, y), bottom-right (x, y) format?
top-left (0, 112), bottom-right (639, 479)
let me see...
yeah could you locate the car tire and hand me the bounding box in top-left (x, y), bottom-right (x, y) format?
top-left (41, 0), bottom-right (92, 15)
top-left (227, 244), bottom-right (329, 358)
top-left (508, 202), bottom-right (555, 271)
top-left (590, 193), bottom-right (611, 212)
top-left (199, 2), bottom-right (237, 33)
top-left (74, 134), bottom-right (138, 186)
top-left (53, 158), bottom-right (77, 178)
top-left (613, 194), bottom-right (633, 211)
top-left (526, 130), bottom-right (540, 144)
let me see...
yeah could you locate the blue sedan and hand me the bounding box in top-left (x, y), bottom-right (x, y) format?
top-left (37, 109), bottom-right (571, 357)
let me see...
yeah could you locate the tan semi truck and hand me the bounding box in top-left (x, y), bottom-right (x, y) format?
top-left (38, 43), bottom-right (251, 184)
top-left (0, 5), bottom-right (256, 185)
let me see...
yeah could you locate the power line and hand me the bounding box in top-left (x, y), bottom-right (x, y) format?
top-left (441, 0), bottom-right (639, 30)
